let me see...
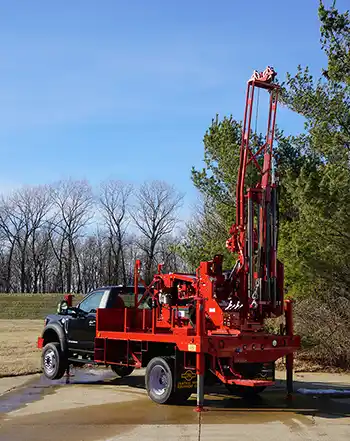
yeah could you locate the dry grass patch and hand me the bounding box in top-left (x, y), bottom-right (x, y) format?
top-left (0, 293), bottom-right (84, 320)
top-left (0, 319), bottom-right (43, 377)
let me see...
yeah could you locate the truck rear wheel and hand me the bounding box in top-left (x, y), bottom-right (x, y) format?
top-left (145, 356), bottom-right (192, 405)
top-left (42, 342), bottom-right (67, 380)
top-left (225, 384), bottom-right (266, 397)
top-left (110, 365), bottom-right (134, 378)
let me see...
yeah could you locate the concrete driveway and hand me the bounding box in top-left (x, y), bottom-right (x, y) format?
top-left (1, 368), bottom-right (350, 441)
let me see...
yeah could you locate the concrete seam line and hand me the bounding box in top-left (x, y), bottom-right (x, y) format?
top-left (198, 411), bottom-right (202, 441)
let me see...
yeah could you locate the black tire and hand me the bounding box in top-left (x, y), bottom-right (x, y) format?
top-left (225, 384), bottom-right (266, 397)
top-left (145, 356), bottom-right (192, 405)
top-left (41, 342), bottom-right (67, 380)
top-left (110, 365), bottom-right (135, 378)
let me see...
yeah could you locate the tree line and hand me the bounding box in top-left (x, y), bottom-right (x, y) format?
top-left (0, 179), bottom-right (186, 293)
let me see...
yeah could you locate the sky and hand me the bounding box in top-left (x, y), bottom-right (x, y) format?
top-left (0, 0), bottom-right (347, 219)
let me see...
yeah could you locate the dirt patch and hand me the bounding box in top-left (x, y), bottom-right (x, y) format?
top-left (0, 320), bottom-right (42, 377)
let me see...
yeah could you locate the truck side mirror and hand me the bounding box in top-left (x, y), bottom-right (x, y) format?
top-left (57, 300), bottom-right (69, 315)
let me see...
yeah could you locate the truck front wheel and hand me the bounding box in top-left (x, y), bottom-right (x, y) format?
top-left (42, 342), bottom-right (67, 380)
top-left (145, 356), bottom-right (191, 405)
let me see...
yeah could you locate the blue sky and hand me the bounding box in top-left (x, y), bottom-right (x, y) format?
top-left (0, 0), bottom-right (346, 218)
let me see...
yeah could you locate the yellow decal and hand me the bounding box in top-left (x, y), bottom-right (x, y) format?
top-left (177, 369), bottom-right (197, 389)
top-left (181, 370), bottom-right (197, 382)
top-left (188, 343), bottom-right (197, 352)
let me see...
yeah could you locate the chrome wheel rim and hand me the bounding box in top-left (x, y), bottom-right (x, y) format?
top-left (44, 349), bottom-right (57, 375)
top-left (149, 365), bottom-right (169, 396)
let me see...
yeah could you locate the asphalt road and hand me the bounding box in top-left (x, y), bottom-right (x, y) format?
top-left (1, 368), bottom-right (350, 441)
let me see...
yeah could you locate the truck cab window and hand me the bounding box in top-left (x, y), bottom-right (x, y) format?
top-left (79, 291), bottom-right (105, 313)
top-left (108, 287), bottom-right (150, 309)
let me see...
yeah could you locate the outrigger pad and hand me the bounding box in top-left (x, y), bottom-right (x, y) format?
top-left (297, 388), bottom-right (350, 396)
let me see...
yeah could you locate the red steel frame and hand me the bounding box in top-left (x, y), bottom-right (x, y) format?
top-left (95, 259), bottom-right (299, 408)
top-left (93, 67), bottom-right (300, 410)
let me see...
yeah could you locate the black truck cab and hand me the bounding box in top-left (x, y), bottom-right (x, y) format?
top-left (39, 285), bottom-right (147, 379)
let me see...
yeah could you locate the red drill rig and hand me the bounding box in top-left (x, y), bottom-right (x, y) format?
top-left (93, 66), bottom-right (300, 409)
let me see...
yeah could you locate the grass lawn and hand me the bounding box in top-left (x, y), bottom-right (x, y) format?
top-left (0, 319), bottom-right (43, 377)
top-left (0, 293), bottom-right (84, 320)
top-left (0, 293), bottom-right (84, 377)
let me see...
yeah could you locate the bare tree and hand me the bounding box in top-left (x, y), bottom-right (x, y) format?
top-left (158, 235), bottom-right (189, 274)
top-left (0, 185), bottom-right (52, 292)
top-left (25, 186), bottom-right (53, 292)
top-left (98, 180), bottom-right (132, 285)
top-left (131, 180), bottom-right (184, 283)
top-left (122, 231), bottom-right (141, 285)
top-left (79, 235), bottom-right (101, 293)
top-left (0, 196), bottom-right (24, 292)
top-left (35, 226), bottom-right (56, 293)
top-left (0, 178), bottom-right (186, 293)
top-left (94, 227), bottom-right (108, 286)
top-left (51, 179), bottom-right (93, 292)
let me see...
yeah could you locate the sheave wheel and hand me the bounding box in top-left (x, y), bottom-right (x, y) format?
top-left (225, 384), bottom-right (266, 397)
top-left (110, 365), bottom-right (134, 378)
top-left (42, 342), bottom-right (67, 380)
top-left (145, 356), bottom-right (192, 405)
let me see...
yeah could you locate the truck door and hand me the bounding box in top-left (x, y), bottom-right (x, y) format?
top-left (67, 290), bottom-right (107, 352)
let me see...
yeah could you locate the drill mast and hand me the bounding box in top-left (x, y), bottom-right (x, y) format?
top-left (226, 66), bottom-right (282, 321)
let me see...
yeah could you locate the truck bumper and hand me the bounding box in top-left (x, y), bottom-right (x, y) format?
top-left (205, 333), bottom-right (301, 362)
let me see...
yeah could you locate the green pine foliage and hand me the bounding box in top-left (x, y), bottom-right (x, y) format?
top-left (279, 1), bottom-right (350, 299)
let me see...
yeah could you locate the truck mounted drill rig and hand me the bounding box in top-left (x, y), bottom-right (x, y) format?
top-left (38, 66), bottom-right (300, 410)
